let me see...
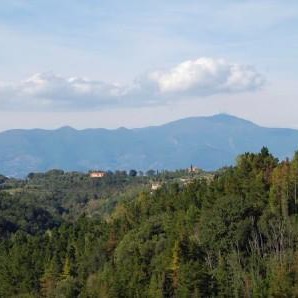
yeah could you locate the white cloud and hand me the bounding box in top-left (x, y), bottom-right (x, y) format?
top-left (149, 58), bottom-right (264, 95)
top-left (0, 72), bottom-right (127, 110)
top-left (0, 58), bottom-right (264, 111)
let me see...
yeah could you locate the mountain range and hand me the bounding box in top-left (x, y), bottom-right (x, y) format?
top-left (1, 114), bottom-right (298, 177)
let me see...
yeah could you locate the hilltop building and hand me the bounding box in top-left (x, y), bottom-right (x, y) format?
top-left (188, 165), bottom-right (199, 173)
top-left (90, 171), bottom-right (106, 178)
top-left (151, 182), bottom-right (162, 191)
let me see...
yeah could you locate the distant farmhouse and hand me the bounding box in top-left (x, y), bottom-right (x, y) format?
top-left (151, 182), bottom-right (162, 191)
top-left (89, 171), bottom-right (106, 178)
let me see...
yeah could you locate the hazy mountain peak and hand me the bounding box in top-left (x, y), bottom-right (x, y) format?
top-left (57, 126), bottom-right (76, 131)
top-left (0, 114), bottom-right (298, 177)
top-left (209, 113), bottom-right (257, 125)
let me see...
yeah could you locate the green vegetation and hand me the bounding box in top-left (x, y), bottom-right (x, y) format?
top-left (1, 148), bottom-right (298, 297)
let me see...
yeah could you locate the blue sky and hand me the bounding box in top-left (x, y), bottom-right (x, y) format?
top-left (0, 0), bottom-right (297, 130)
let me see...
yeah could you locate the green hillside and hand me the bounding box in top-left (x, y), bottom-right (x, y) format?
top-left (1, 148), bottom-right (298, 297)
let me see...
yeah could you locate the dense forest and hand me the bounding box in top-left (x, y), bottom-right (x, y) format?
top-left (1, 148), bottom-right (298, 297)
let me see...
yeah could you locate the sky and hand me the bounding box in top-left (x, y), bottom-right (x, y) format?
top-left (0, 0), bottom-right (297, 131)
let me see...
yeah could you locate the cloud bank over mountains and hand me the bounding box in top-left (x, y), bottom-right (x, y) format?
top-left (0, 58), bottom-right (264, 111)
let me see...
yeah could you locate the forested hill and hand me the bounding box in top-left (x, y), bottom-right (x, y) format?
top-left (2, 114), bottom-right (298, 177)
top-left (1, 148), bottom-right (298, 296)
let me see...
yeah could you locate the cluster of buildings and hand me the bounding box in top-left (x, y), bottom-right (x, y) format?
top-left (90, 165), bottom-right (203, 192)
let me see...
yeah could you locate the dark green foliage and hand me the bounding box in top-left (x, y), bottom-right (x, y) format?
top-left (2, 148), bottom-right (298, 296)
top-left (129, 169), bottom-right (138, 177)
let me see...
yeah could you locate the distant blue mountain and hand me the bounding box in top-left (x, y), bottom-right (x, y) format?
top-left (1, 114), bottom-right (298, 177)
